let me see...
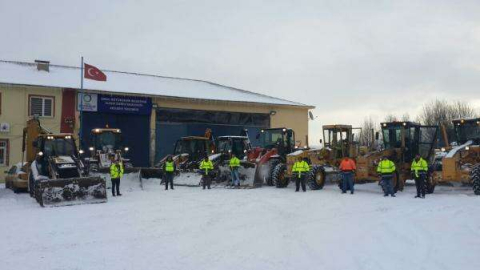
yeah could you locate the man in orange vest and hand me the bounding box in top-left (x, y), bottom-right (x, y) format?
top-left (339, 156), bottom-right (356, 194)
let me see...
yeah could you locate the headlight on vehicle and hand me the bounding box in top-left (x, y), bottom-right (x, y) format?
top-left (37, 151), bottom-right (43, 156)
top-left (441, 147), bottom-right (446, 152)
top-left (79, 150), bottom-right (84, 154)
top-left (124, 147), bottom-right (129, 152)
top-left (465, 146), bottom-right (470, 151)
top-left (89, 147), bottom-right (94, 151)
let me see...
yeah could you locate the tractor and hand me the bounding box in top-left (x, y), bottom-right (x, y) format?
top-left (252, 128), bottom-right (296, 186)
top-left (356, 121), bottom-right (438, 193)
top-left (431, 118), bottom-right (480, 194)
top-left (272, 124), bottom-right (363, 190)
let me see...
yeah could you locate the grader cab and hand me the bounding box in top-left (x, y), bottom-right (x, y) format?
top-left (431, 118), bottom-right (480, 194)
top-left (356, 121), bottom-right (438, 192)
top-left (272, 125), bottom-right (361, 190)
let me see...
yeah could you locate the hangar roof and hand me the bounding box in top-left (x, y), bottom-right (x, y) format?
top-left (0, 60), bottom-right (312, 108)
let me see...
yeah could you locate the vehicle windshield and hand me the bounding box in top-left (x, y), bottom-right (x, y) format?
top-left (323, 128), bottom-right (351, 158)
top-left (260, 129), bottom-right (286, 149)
top-left (174, 139), bottom-right (207, 157)
top-left (455, 123), bottom-right (480, 144)
top-left (382, 126), bottom-right (405, 149)
top-left (43, 138), bottom-right (76, 157)
top-left (94, 132), bottom-right (121, 149)
top-left (216, 138), bottom-right (250, 157)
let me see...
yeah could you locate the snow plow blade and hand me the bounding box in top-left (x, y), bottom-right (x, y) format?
top-left (34, 177), bottom-right (107, 207)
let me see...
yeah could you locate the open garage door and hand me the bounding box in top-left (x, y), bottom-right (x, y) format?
top-left (155, 108), bottom-right (270, 163)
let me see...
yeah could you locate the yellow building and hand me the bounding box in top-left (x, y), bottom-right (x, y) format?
top-left (0, 60), bottom-right (313, 180)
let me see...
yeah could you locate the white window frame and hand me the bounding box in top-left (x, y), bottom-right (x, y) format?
top-left (29, 95), bottom-right (54, 117)
top-left (0, 140), bottom-right (7, 167)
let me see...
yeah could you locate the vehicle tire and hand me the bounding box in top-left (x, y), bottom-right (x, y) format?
top-left (424, 174), bottom-right (436, 194)
top-left (307, 165), bottom-right (326, 190)
top-left (29, 172), bottom-right (35, 197)
top-left (5, 179), bottom-right (10, 189)
top-left (272, 163), bottom-right (288, 188)
top-left (471, 164), bottom-right (480, 195)
top-left (266, 159), bottom-right (280, 186)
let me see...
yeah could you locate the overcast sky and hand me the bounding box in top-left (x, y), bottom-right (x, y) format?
top-left (1, 0), bottom-right (480, 144)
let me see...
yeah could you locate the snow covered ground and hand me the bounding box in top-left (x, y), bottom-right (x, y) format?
top-left (1, 175), bottom-right (479, 270)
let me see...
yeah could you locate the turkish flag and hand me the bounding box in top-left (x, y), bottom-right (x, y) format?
top-left (84, 63), bottom-right (107, 81)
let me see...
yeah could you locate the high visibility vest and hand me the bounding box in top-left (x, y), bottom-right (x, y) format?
top-left (292, 161), bottom-right (310, 178)
top-left (339, 158), bottom-right (356, 171)
top-left (110, 162), bottom-right (124, 178)
top-left (411, 158), bottom-right (428, 177)
top-left (200, 160), bottom-right (214, 175)
top-left (377, 159), bottom-right (396, 174)
top-left (165, 161), bottom-right (175, 172)
top-left (229, 157), bottom-right (240, 168)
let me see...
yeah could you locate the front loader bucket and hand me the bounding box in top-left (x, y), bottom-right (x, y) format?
top-left (34, 177), bottom-right (107, 207)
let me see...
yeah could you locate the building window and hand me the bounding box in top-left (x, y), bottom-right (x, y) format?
top-left (29, 95), bottom-right (54, 117)
top-left (0, 140), bottom-right (8, 166)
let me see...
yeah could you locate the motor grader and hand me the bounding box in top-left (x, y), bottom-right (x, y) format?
top-left (355, 121), bottom-right (438, 193)
top-left (431, 118), bottom-right (480, 195)
top-left (271, 124), bottom-right (363, 189)
top-left (83, 127), bottom-right (133, 173)
top-left (23, 118), bottom-right (107, 207)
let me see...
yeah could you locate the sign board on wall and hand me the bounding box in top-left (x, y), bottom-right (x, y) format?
top-left (77, 93), bottom-right (152, 115)
top-left (77, 93), bottom-right (98, 112)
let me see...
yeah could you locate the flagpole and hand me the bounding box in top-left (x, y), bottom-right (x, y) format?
top-left (79, 56), bottom-right (84, 148)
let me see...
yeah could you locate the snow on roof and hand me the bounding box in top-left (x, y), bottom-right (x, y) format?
top-left (0, 60), bottom-right (311, 107)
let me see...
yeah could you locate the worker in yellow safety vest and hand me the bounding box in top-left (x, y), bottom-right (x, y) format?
top-left (292, 157), bottom-right (310, 192)
top-left (411, 154), bottom-right (428, 198)
top-left (377, 156), bottom-right (396, 197)
top-left (163, 155), bottom-right (176, 190)
top-left (229, 153), bottom-right (241, 187)
top-left (109, 155), bottom-right (124, 197)
top-left (199, 156), bottom-right (214, 189)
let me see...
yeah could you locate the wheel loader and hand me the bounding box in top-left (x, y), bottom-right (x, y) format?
top-left (83, 127), bottom-right (133, 173)
top-left (272, 124), bottom-right (363, 189)
top-left (431, 118), bottom-right (480, 194)
top-left (252, 128), bottom-right (296, 186)
top-left (23, 118), bottom-right (107, 207)
top-left (356, 121), bottom-right (438, 193)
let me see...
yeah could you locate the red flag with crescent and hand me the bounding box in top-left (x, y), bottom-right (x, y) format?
top-left (84, 63), bottom-right (107, 81)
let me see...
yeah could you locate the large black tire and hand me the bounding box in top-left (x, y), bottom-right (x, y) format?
top-left (307, 166), bottom-right (326, 190)
top-left (272, 163), bottom-right (289, 188)
top-left (471, 164), bottom-right (480, 195)
top-left (5, 178), bottom-right (10, 189)
top-left (265, 159), bottom-right (280, 186)
top-left (29, 172), bottom-right (35, 197)
top-left (425, 174), bottom-right (436, 194)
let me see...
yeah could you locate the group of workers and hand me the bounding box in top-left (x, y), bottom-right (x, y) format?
top-left (109, 153), bottom-right (429, 198)
top-left (338, 154), bottom-right (429, 198)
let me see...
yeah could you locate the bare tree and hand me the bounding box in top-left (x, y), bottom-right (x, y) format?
top-left (359, 117), bottom-right (377, 148)
top-left (384, 114), bottom-right (398, 122)
top-left (418, 99), bottom-right (477, 144)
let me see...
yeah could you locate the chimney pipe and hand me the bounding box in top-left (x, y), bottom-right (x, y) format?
top-left (35, 60), bottom-right (50, 72)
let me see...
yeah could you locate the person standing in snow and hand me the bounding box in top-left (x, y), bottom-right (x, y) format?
top-left (339, 156), bottom-right (356, 194)
top-left (109, 155), bottom-right (124, 197)
top-left (163, 155), bottom-right (176, 190)
top-left (229, 153), bottom-right (241, 187)
top-left (377, 156), bottom-right (396, 197)
top-left (411, 154), bottom-right (428, 198)
top-left (292, 157), bottom-right (310, 192)
top-left (199, 156), bottom-right (214, 189)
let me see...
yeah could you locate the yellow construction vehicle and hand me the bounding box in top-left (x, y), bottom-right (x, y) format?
top-left (356, 121), bottom-right (438, 193)
top-left (431, 118), bottom-right (480, 194)
top-left (23, 118), bottom-right (107, 207)
top-left (272, 124), bottom-right (364, 189)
